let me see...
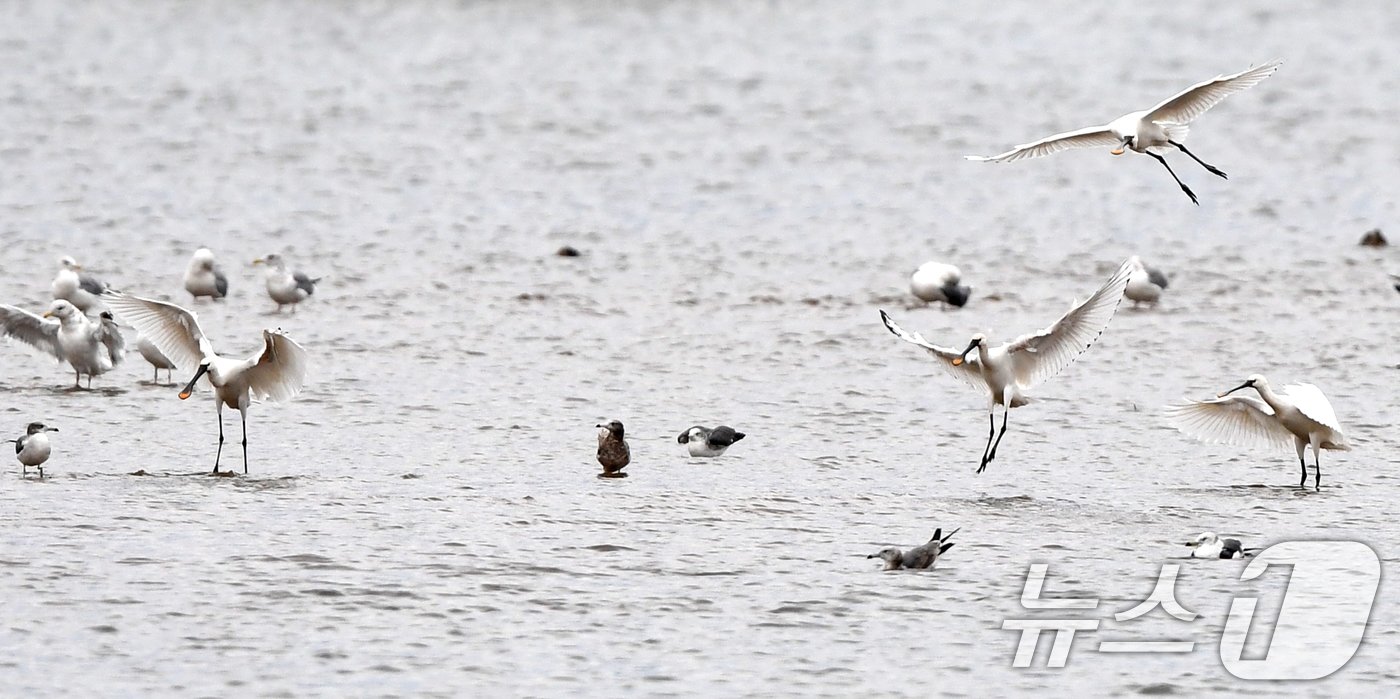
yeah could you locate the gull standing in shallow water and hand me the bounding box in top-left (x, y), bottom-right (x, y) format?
top-left (1165, 375), bottom-right (1349, 490)
top-left (137, 336), bottom-right (178, 384)
top-left (1124, 256), bottom-right (1169, 307)
top-left (880, 259), bottom-right (1133, 473)
top-left (676, 425), bottom-right (745, 457)
top-left (253, 254), bottom-right (321, 313)
top-left (51, 256), bottom-right (111, 314)
top-left (966, 60), bottom-right (1283, 204)
top-left (11, 422), bottom-right (58, 478)
top-left (596, 421), bottom-right (630, 478)
top-left (184, 248), bottom-right (229, 301)
top-left (869, 528), bottom-right (959, 570)
top-left (103, 291), bottom-right (309, 474)
top-left (910, 262), bottom-right (971, 308)
top-left (1184, 532), bottom-right (1253, 559)
top-left (0, 300), bottom-right (124, 388)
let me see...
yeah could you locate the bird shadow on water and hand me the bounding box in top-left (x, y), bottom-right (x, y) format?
top-left (123, 469), bottom-right (300, 490)
top-left (1171, 483), bottom-right (1335, 498)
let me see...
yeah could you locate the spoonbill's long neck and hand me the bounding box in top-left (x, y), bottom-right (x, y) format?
top-left (1252, 383), bottom-right (1284, 412)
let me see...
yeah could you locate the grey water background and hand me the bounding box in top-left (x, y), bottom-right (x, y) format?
top-left (0, 1), bottom-right (1397, 696)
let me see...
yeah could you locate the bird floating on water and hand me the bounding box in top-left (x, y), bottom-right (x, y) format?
top-left (51, 256), bottom-right (111, 314)
top-left (1184, 532), bottom-right (1254, 559)
top-left (253, 254), bottom-right (321, 313)
top-left (0, 300), bottom-right (125, 388)
top-left (880, 259), bottom-right (1133, 472)
top-left (596, 420), bottom-right (630, 478)
top-left (184, 248), bottom-right (229, 301)
top-left (869, 527), bottom-right (959, 570)
top-left (10, 422), bottom-right (57, 478)
top-left (1165, 375), bottom-right (1349, 490)
top-left (966, 59), bottom-right (1283, 205)
top-left (104, 291), bottom-right (309, 475)
top-left (1125, 256), bottom-right (1169, 307)
top-left (910, 262), bottom-right (971, 308)
top-left (677, 425), bottom-right (746, 457)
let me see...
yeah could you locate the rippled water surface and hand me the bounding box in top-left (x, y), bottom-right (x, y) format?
top-left (1, 1), bottom-right (1398, 696)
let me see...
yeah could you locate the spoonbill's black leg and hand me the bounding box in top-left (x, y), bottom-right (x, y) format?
top-left (1314, 454), bottom-right (1322, 492)
top-left (213, 410), bottom-right (225, 475)
top-left (1146, 152), bottom-right (1198, 205)
top-left (1298, 455), bottom-right (1307, 489)
top-left (977, 412), bottom-right (995, 473)
top-left (1168, 140), bottom-right (1227, 179)
top-left (986, 409), bottom-right (1010, 464)
top-left (241, 411), bottom-right (248, 475)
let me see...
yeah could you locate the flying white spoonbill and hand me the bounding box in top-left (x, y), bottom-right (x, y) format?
top-left (880, 258), bottom-right (1133, 473)
top-left (1165, 375), bottom-right (1348, 490)
top-left (966, 59), bottom-right (1283, 204)
top-left (103, 291), bottom-right (309, 474)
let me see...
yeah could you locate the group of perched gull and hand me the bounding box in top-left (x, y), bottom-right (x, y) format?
top-left (3, 248), bottom-right (322, 476)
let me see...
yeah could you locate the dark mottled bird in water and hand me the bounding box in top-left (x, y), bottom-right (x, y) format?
top-left (596, 420), bottom-right (630, 478)
top-left (676, 425), bottom-right (745, 457)
top-left (11, 422), bottom-right (58, 478)
top-left (868, 527), bottom-right (959, 570)
top-left (1184, 532), bottom-right (1255, 559)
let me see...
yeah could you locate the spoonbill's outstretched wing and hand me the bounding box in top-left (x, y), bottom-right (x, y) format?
top-left (1005, 259), bottom-right (1133, 389)
top-left (102, 291), bottom-right (210, 371)
top-left (1280, 383), bottom-right (1348, 446)
top-left (965, 125), bottom-right (1119, 163)
top-left (1164, 395), bottom-right (1294, 450)
top-left (0, 305), bottom-right (62, 360)
top-left (879, 310), bottom-right (983, 390)
top-left (1144, 59), bottom-right (1283, 125)
top-left (244, 330), bottom-right (309, 402)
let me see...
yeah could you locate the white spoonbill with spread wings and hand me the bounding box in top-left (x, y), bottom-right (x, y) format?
top-left (880, 259), bottom-right (1133, 473)
top-left (103, 291), bottom-right (309, 474)
top-left (966, 60), bottom-right (1282, 204)
top-left (1165, 375), bottom-right (1349, 490)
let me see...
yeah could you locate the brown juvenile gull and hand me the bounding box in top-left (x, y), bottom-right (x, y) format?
top-left (596, 420), bottom-right (630, 478)
top-left (676, 425), bottom-right (745, 457)
top-left (868, 528), bottom-right (959, 570)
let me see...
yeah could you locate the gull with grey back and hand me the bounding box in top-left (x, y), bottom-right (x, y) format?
top-left (868, 528), bottom-right (959, 571)
top-left (879, 259), bottom-right (1133, 473)
top-left (253, 254), bottom-right (322, 313)
top-left (11, 422), bottom-right (58, 478)
top-left (676, 425), bottom-right (746, 457)
top-left (103, 291), bottom-right (309, 474)
top-left (0, 299), bottom-right (124, 388)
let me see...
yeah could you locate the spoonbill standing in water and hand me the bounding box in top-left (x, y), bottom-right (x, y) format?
top-left (966, 60), bottom-right (1282, 204)
top-left (1165, 375), bottom-right (1349, 490)
top-left (103, 291), bottom-right (309, 474)
top-left (880, 259), bottom-right (1133, 473)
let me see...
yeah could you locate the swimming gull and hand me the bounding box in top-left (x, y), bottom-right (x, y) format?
top-left (0, 299), bottom-right (125, 388)
top-left (1184, 532), bottom-right (1253, 559)
top-left (51, 256), bottom-right (111, 314)
top-left (10, 422), bottom-right (58, 478)
top-left (184, 248), bottom-right (229, 301)
top-left (868, 528), bottom-right (959, 570)
top-left (253, 254), bottom-right (321, 313)
top-left (1166, 374), bottom-right (1349, 490)
top-left (677, 425), bottom-right (746, 457)
top-left (879, 258), bottom-right (1133, 472)
top-left (596, 420), bottom-right (630, 478)
top-left (137, 335), bottom-right (178, 384)
top-left (966, 59), bottom-right (1282, 204)
top-left (910, 262), bottom-right (971, 308)
top-left (1124, 256), bottom-right (1169, 306)
top-left (103, 291), bottom-right (309, 475)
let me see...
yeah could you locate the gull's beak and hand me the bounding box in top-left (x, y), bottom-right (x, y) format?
top-left (179, 364), bottom-right (210, 400)
top-left (866, 554), bottom-right (878, 559)
top-left (41, 310), bottom-right (54, 318)
top-left (47, 427), bottom-right (58, 433)
top-left (1184, 541), bottom-right (1199, 547)
top-left (1218, 382), bottom-right (1252, 398)
top-left (951, 339), bottom-right (979, 367)
top-left (73, 264), bottom-right (84, 271)
top-left (252, 258), bottom-right (264, 265)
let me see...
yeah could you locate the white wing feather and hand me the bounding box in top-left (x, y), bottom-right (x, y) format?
top-left (1280, 383), bottom-right (1344, 434)
top-left (0, 305), bottom-right (63, 360)
top-left (879, 310), bottom-right (983, 392)
top-left (1165, 395), bottom-right (1294, 451)
top-left (1144, 59), bottom-right (1283, 125)
top-left (102, 291), bottom-right (210, 372)
top-left (1004, 259), bottom-right (1133, 389)
top-left (965, 125), bottom-right (1120, 163)
top-left (244, 330), bottom-right (309, 402)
